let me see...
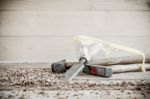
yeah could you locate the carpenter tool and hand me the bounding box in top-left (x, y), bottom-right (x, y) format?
top-left (63, 57), bottom-right (87, 81)
top-left (53, 36), bottom-right (148, 81)
top-left (52, 60), bottom-right (112, 77)
top-left (52, 54), bottom-right (150, 73)
top-left (83, 65), bottom-right (112, 77)
top-left (51, 61), bottom-right (150, 78)
top-left (51, 59), bottom-right (66, 73)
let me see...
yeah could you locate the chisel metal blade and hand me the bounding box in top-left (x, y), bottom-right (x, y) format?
top-left (63, 59), bottom-right (86, 81)
top-left (63, 63), bottom-right (85, 81)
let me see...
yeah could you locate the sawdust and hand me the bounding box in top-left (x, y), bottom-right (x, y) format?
top-left (0, 68), bottom-right (150, 99)
top-left (0, 90), bottom-right (150, 99)
top-left (0, 68), bottom-right (150, 90)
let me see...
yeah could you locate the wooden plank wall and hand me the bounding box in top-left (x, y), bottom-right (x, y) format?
top-left (0, 0), bottom-right (150, 62)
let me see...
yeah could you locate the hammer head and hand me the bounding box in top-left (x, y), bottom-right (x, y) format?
top-left (83, 64), bottom-right (112, 77)
top-left (51, 59), bottom-right (66, 73)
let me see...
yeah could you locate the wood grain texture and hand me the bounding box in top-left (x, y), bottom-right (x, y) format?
top-left (0, 0), bottom-right (150, 62)
top-left (0, 11), bottom-right (150, 37)
top-left (0, 0), bottom-right (149, 11)
top-left (0, 37), bottom-right (150, 61)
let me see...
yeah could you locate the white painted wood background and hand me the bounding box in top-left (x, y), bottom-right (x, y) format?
top-left (0, 0), bottom-right (150, 62)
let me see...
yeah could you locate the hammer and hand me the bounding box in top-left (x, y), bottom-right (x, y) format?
top-left (51, 59), bottom-right (112, 78)
top-left (51, 54), bottom-right (150, 78)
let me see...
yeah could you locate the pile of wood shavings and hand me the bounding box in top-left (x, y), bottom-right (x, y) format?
top-left (0, 68), bottom-right (150, 91)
